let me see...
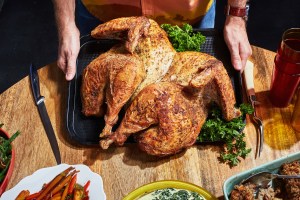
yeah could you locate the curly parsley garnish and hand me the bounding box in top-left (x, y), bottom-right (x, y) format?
top-left (161, 24), bottom-right (206, 52)
top-left (197, 104), bottom-right (254, 167)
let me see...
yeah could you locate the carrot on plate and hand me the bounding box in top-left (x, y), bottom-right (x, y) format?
top-left (15, 190), bottom-right (30, 200)
top-left (60, 183), bottom-right (69, 200)
top-left (36, 166), bottom-right (75, 200)
top-left (50, 195), bottom-right (62, 200)
top-left (25, 191), bottom-right (41, 200)
top-left (51, 169), bottom-right (78, 195)
top-left (15, 167), bottom-right (91, 200)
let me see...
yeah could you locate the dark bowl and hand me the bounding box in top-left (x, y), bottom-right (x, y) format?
top-left (0, 128), bottom-right (15, 195)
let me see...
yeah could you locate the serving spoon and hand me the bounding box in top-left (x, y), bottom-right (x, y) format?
top-left (242, 171), bottom-right (300, 188)
top-left (240, 171), bottom-right (300, 197)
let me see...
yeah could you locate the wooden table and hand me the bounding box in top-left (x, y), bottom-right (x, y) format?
top-left (0, 46), bottom-right (299, 199)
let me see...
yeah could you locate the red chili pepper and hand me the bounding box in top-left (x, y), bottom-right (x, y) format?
top-left (83, 180), bottom-right (90, 193)
top-left (68, 174), bottom-right (77, 194)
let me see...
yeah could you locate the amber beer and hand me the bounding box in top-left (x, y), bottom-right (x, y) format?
top-left (269, 28), bottom-right (300, 107)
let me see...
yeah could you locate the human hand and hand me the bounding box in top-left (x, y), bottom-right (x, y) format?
top-left (223, 16), bottom-right (252, 71)
top-left (57, 23), bottom-right (80, 81)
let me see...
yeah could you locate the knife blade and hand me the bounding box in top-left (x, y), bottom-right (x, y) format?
top-left (243, 60), bottom-right (264, 158)
top-left (29, 64), bottom-right (61, 164)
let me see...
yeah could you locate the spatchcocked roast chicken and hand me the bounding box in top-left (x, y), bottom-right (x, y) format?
top-left (81, 16), bottom-right (241, 156)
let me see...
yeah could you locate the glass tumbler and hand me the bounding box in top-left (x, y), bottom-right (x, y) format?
top-left (269, 28), bottom-right (300, 107)
top-left (291, 88), bottom-right (300, 132)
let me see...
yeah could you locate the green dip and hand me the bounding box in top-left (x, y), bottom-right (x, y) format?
top-left (137, 188), bottom-right (205, 200)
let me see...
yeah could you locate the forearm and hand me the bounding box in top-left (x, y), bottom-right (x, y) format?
top-left (52, 0), bottom-right (77, 38)
top-left (224, 0), bottom-right (252, 71)
top-left (52, 0), bottom-right (80, 80)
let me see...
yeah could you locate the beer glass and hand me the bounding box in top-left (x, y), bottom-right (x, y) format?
top-left (269, 28), bottom-right (300, 107)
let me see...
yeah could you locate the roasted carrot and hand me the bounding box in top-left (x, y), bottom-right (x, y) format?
top-left (45, 190), bottom-right (63, 200)
top-left (36, 166), bottom-right (75, 200)
top-left (15, 190), bottom-right (30, 200)
top-left (67, 174), bottom-right (77, 194)
top-left (50, 195), bottom-right (62, 200)
top-left (25, 191), bottom-right (41, 200)
top-left (52, 192), bottom-right (62, 198)
top-left (60, 183), bottom-right (69, 200)
top-left (51, 170), bottom-right (78, 195)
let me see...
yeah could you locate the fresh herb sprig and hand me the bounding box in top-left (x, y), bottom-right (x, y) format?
top-left (0, 124), bottom-right (20, 182)
top-left (197, 103), bottom-right (254, 167)
top-left (161, 23), bottom-right (206, 52)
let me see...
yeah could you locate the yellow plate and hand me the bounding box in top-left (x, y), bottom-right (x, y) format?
top-left (123, 180), bottom-right (218, 200)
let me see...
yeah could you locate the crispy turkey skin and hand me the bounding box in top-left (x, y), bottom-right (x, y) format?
top-left (81, 16), bottom-right (241, 156)
top-left (82, 16), bottom-right (176, 137)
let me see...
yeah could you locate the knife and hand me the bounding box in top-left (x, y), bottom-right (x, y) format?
top-left (243, 60), bottom-right (264, 158)
top-left (29, 64), bottom-right (61, 164)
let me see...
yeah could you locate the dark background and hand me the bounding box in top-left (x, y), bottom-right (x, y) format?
top-left (0, 0), bottom-right (300, 94)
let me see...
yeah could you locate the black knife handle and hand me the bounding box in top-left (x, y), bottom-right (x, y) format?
top-left (29, 64), bottom-right (41, 104)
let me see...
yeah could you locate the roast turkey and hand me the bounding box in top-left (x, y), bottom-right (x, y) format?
top-left (81, 16), bottom-right (241, 156)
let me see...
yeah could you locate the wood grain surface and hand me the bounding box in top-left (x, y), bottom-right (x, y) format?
top-left (0, 46), bottom-right (299, 199)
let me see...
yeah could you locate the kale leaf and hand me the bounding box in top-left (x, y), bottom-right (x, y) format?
top-left (161, 24), bottom-right (206, 52)
top-left (197, 103), bottom-right (253, 167)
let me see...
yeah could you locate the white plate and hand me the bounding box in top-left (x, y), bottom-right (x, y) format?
top-left (0, 163), bottom-right (106, 200)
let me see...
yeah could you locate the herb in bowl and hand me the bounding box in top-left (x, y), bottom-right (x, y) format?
top-left (161, 23), bottom-right (206, 52)
top-left (197, 104), bottom-right (254, 167)
top-left (0, 123), bottom-right (20, 183)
